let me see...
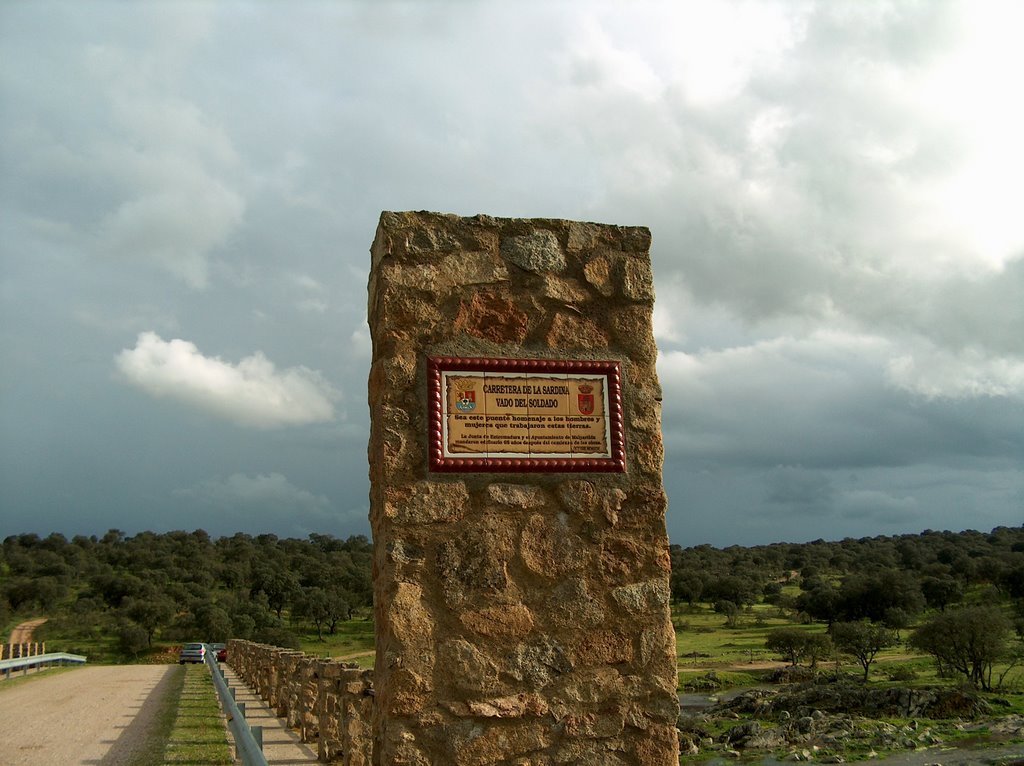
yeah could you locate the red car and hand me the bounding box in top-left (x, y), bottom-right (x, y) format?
top-left (207, 643), bottom-right (227, 662)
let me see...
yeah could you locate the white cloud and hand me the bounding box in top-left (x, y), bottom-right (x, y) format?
top-left (116, 332), bottom-right (338, 427)
top-left (174, 472), bottom-right (337, 530)
top-left (912, 1), bottom-right (1024, 267)
top-left (652, 301), bottom-right (682, 344)
top-left (96, 179), bottom-right (244, 288)
top-left (297, 298), bottom-right (329, 314)
top-left (541, 1), bottom-right (1024, 367)
top-left (887, 346), bottom-right (1024, 400)
top-left (290, 273), bottom-right (324, 292)
top-left (176, 471), bottom-right (326, 507)
top-left (564, 15), bottom-right (663, 101)
top-left (74, 304), bottom-right (179, 336)
top-left (659, 329), bottom-right (947, 470)
top-left (290, 272), bottom-right (329, 313)
top-left (80, 22), bottom-right (246, 289)
top-left (349, 324), bottom-right (371, 361)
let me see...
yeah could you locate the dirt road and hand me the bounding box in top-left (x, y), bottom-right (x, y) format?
top-left (0, 665), bottom-right (178, 765)
top-left (7, 618), bottom-right (47, 645)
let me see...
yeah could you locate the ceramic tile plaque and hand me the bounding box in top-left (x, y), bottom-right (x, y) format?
top-left (428, 357), bottom-right (625, 472)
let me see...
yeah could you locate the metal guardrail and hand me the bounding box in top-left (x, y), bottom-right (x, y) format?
top-left (205, 652), bottom-right (269, 766)
top-left (0, 652), bottom-right (87, 678)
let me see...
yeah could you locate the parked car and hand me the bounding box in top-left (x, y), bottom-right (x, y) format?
top-left (178, 643), bottom-right (206, 664)
top-left (207, 643), bottom-right (227, 662)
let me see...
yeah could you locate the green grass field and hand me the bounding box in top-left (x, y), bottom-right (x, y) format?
top-left (295, 617), bottom-right (375, 664)
top-left (675, 602), bottom-right (813, 663)
top-left (23, 597), bottom-right (1024, 695)
top-left (32, 614), bottom-right (123, 664)
top-left (161, 665), bottom-right (232, 765)
top-left (671, 600), bottom-right (1024, 692)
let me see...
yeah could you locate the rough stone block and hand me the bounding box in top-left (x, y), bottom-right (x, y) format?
top-left (501, 231), bottom-right (566, 273)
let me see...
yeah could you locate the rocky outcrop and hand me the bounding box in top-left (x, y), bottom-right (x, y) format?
top-left (721, 684), bottom-right (990, 720)
top-left (679, 683), bottom-right (1001, 762)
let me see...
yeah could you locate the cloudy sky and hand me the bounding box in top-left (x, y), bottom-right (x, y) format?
top-left (1, 1), bottom-right (1022, 547)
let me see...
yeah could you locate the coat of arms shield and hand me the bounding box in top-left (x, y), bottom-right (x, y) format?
top-left (577, 383), bottom-right (595, 415)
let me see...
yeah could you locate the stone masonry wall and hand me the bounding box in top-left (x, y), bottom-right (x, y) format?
top-left (227, 639), bottom-right (373, 764)
top-left (367, 212), bottom-right (679, 765)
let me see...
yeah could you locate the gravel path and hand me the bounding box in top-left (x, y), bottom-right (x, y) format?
top-left (0, 664), bottom-right (178, 766)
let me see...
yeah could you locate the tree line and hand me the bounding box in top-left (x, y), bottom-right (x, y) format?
top-left (670, 526), bottom-right (1024, 611)
top-left (3, 524), bottom-right (1024, 674)
top-left (669, 526), bottom-right (1024, 690)
top-left (0, 529), bottom-right (373, 656)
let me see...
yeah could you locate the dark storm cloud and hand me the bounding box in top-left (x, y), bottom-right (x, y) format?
top-left (1, 1), bottom-right (1022, 547)
top-left (765, 466), bottom-right (836, 515)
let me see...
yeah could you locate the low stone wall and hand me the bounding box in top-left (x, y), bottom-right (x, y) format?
top-left (227, 639), bottom-right (373, 764)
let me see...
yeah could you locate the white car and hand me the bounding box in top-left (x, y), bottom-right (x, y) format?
top-left (178, 642), bottom-right (206, 664)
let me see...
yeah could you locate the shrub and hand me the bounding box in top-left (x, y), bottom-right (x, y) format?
top-left (117, 622), bottom-right (150, 659)
top-left (765, 627), bottom-right (829, 667)
top-left (886, 664), bottom-right (919, 682)
top-left (253, 626), bottom-right (302, 649)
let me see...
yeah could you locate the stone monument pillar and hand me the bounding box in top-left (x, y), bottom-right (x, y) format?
top-left (367, 211), bottom-right (678, 765)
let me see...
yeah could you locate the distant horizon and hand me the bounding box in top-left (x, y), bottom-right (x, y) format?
top-left (4, 520), bottom-right (1020, 551)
